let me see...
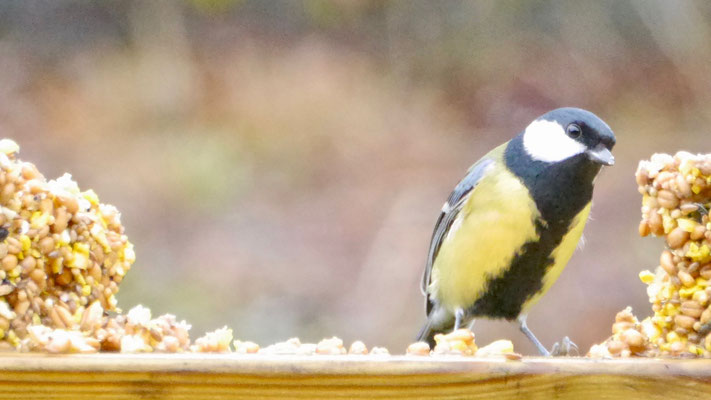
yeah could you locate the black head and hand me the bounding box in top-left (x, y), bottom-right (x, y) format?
top-left (521, 107), bottom-right (616, 166)
top-left (505, 107), bottom-right (616, 227)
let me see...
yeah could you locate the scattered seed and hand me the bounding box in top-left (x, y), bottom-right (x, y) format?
top-left (406, 341), bottom-right (430, 356)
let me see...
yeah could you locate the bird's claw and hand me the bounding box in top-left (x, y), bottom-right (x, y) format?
top-left (689, 202), bottom-right (709, 223)
top-left (550, 336), bottom-right (578, 357)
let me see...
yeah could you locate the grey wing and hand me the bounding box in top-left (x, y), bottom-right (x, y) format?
top-left (420, 158), bottom-right (495, 298)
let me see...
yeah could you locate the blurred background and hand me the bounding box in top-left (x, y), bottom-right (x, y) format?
top-left (1, 0), bottom-right (710, 354)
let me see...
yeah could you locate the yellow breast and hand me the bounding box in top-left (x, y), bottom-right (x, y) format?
top-left (428, 166), bottom-right (540, 312)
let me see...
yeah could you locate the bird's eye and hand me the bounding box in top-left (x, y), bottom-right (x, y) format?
top-left (566, 123), bottom-right (582, 138)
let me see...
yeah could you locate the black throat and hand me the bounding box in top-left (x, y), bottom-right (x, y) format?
top-left (503, 134), bottom-right (600, 224)
top-left (465, 134), bottom-right (601, 320)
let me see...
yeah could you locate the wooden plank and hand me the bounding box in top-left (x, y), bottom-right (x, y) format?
top-left (0, 353), bottom-right (709, 399)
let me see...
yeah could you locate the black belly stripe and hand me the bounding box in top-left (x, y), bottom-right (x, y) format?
top-left (463, 134), bottom-right (599, 320)
top-left (467, 217), bottom-right (571, 320)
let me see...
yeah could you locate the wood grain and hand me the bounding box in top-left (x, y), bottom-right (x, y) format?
top-left (0, 353), bottom-right (709, 399)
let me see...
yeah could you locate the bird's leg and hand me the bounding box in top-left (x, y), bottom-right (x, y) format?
top-left (467, 319), bottom-right (476, 330)
top-left (517, 315), bottom-right (550, 356)
top-left (453, 308), bottom-right (465, 330)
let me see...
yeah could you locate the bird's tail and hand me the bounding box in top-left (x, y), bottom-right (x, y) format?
top-left (416, 312), bottom-right (454, 348)
top-left (415, 319), bottom-right (437, 348)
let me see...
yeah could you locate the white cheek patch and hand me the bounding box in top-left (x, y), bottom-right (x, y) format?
top-left (522, 119), bottom-right (587, 163)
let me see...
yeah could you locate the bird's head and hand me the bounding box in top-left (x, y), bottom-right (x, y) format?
top-left (522, 107), bottom-right (616, 166)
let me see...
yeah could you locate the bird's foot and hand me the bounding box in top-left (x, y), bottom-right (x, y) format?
top-left (687, 202), bottom-right (709, 223)
top-left (550, 336), bottom-right (578, 357)
top-left (698, 322), bottom-right (711, 337)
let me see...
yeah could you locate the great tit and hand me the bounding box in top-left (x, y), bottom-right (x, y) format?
top-left (417, 107), bottom-right (615, 355)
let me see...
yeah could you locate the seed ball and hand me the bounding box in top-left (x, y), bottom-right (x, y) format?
top-left (38, 237), bottom-right (54, 255)
top-left (620, 329), bottom-right (646, 349)
top-left (681, 301), bottom-right (704, 318)
top-left (607, 340), bottom-right (626, 355)
top-left (1, 255), bottom-right (18, 271)
top-left (678, 271), bottom-right (696, 287)
top-left (691, 225), bottom-right (706, 241)
top-left (20, 256), bottom-right (36, 273)
top-left (658, 190), bottom-right (680, 209)
top-left (701, 308), bottom-right (711, 325)
top-left (661, 250), bottom-right (677, 275)
top-left (0, 284), bottom-right (13, 296)
top-left (694, 290), bottom-right (709, 306)
top-left (639, 220), bottom-right (651, 237)
top-left (52, 208), bottom-right (69, 233)
top-left (6, 237), bottom-right (21, 254)
top-left (649, 212), bottom-right (663, 235)
top-left (667, 227), bottom-right (689, 249)
top-left (675, 315), bottom-right (697, 330)
top-left (701, 264), bottom-right (711, 280)
top-left (680, 203), bottom-right (700, 215)
top-left (676, 175), bottom-right (692, 197)
top-left (612, 321), bottom-right (635, 335)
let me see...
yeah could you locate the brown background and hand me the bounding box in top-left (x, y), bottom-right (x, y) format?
top-left (1, 0), bottom-right (710, 354)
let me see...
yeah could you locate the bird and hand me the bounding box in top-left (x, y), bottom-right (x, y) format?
top-left (416, 107), bottom-right (615, 356)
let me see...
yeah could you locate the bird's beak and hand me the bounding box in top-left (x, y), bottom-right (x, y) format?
top-left (586, 144), bottom-right (615, 166)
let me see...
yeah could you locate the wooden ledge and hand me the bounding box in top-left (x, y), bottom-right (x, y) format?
top-left (0, 353), bottom-right (710, 399)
